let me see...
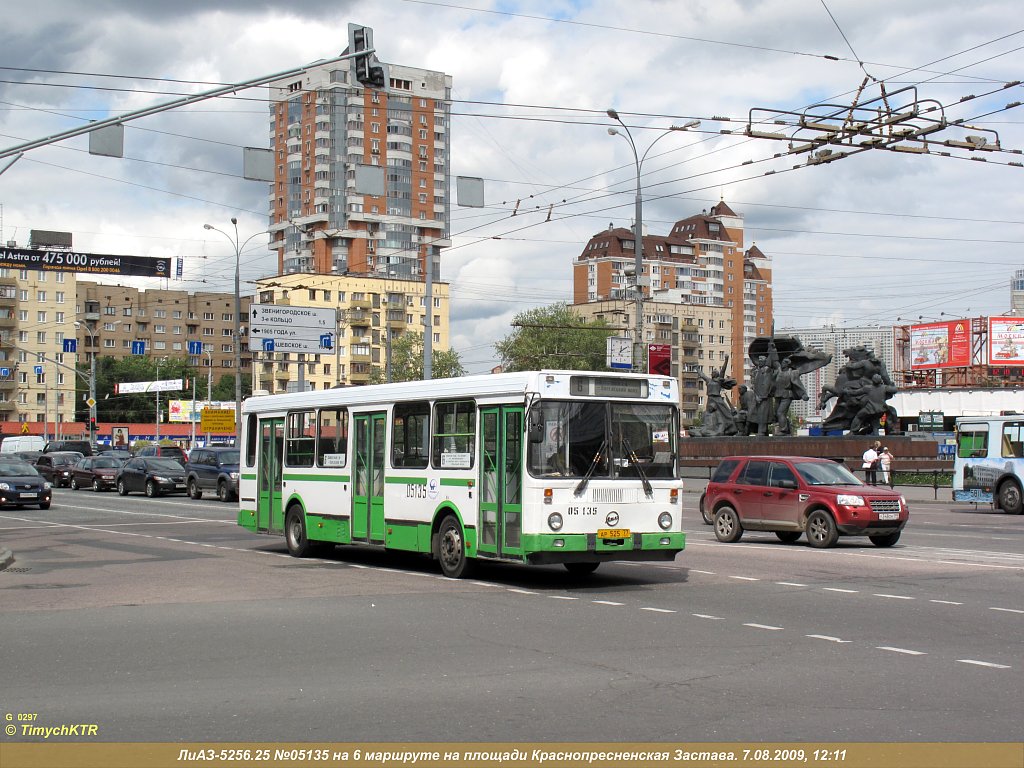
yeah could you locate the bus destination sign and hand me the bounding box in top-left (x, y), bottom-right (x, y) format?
top-left (0, 246), bottom-right (170, 278)
top-left (570, 375), bottom-right (649, 399)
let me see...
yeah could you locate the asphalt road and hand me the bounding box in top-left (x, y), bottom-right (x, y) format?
top-left (1, 487), bottom-right (1021, 743)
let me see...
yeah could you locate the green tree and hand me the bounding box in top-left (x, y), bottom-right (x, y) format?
top-left (212, 373), bottom-right (251, 401)
top-left (78, 356), bottom-right (203, 423)
top-left (494, 303), bottom-right (614, 372)
top-left (368, 332), bottom-right (465, 384)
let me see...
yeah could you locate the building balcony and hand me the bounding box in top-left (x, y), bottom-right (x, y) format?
top-left (348, 368), bottom-right (371, 384)
top-left (0, 400), bottom-right (16, 412)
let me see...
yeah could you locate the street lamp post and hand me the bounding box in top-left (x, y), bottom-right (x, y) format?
top-left (606, 109), bottom-right (700, 372)
top-left (204, 218), bottom-right (263, 444)
top-left (74, 319), bottom-right (119, 445)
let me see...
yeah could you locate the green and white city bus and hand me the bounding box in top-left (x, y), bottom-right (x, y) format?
top-left (238, 370), bottom-right (686, 577)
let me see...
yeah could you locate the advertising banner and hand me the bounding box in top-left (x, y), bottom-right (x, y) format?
top-left (0, 246), bottom-right (170, 277)
top-left (168, 400), bottom-right (235, 423)
top-left (909, 320), bottom-right (971, 369)
top-left (647, 344), bottom-right (671, 376)
top-left (989, 317), bottom-right (1024, 366)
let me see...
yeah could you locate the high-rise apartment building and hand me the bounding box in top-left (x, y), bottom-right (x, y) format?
top-left (267, 51), bottom-right (452, 281)
top-left (573, 201), bottom-right (773, 387)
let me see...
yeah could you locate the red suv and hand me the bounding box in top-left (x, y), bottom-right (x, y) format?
top-left (703, 455), bottom-right (909, 548)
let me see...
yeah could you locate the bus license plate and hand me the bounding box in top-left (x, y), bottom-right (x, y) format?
top-left (877, 513), bottom-right (899, 520)
top-left (597, 528), bottom-right (630, 540)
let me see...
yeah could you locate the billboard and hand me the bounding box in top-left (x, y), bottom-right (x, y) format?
top-left (168, 400), bottom-right (235, 423)
top-left (909, 320), bottom-right (971, 369)
top-left (648, 344), bottom-right (671, 376)
top-left (989, 317), bottom-right (1024, 366)
top-left (0, 246), bottom-right (170, 277)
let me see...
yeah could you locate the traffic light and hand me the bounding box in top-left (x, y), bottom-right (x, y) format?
top-left (90, 417), bottom-right (97, 433)
top-left (348, 23), bottom-right (387, 89)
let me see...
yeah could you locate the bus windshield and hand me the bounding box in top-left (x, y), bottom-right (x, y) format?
top-left (528, 400), bottom-right (676, 479)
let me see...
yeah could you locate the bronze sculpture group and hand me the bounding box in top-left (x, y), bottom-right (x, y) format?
top-left (692, 336), bottom-right (898, 437)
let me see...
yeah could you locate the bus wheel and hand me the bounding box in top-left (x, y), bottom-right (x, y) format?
top-left (436, 514), bottom-right (472, 579)
top-left (285, 506), bottom-right (312, 557)
top-left (998, 481), bottom-right (1023, 515)
top-left (564, 562), bottom-right (600, 575)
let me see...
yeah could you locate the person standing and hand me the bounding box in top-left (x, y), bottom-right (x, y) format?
top-left (862, 442), bottom-right (880, 485)
top-left (878, 447), bottom-right (893, 487)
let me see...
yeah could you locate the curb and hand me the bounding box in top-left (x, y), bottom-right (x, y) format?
top-left (0, 548), bottom-right (13, 571)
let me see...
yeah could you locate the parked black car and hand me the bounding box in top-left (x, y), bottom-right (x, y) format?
top-left (34, 452), bottom-right (84, 488)
top-left (185, 447), bottom-right (240, 502)
top-left (115, 457), bottom-right (187, 497)
top-left (0, 459), bottom-right (52, 509)
top-left (43, 440), bottom-right (94, 456)
top-left (70, 456), bottom-right (123, 491)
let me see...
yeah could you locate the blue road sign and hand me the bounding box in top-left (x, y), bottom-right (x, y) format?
top-left (63, 338), bottom-right (77, 353)
top-left (0, 368), bottom-right (9, 378)
top-left (261, 338), bottom-right (275, 352)
top-left (319, 333), bottom-right (333, 350)
top-left (34, 365), bottom-right (43, 375)
top-left (131, 341), bottom-right (146, 355)
top-left (187, 341), bottom-right (203, 355)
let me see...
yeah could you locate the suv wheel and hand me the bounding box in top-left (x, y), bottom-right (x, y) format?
top-left (188, 479), bottom-right (202, 500)
top-left (713, 505), bottom-right (743, 543)
top-left (217, 481), bottom-right (230, 502)
top-left (869, 531), bottom-right (901, 547)
top-left (806, 510), bottom-right (838, 548)
top-left (699, 493), bottom-right (713, 525)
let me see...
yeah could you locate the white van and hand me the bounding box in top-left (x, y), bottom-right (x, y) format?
top-left (0, 436), bottom-right (46, 453)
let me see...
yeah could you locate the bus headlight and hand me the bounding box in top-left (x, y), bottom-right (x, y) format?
top-left (658, 512), bottom-right (673, 530)
top-left (548, 512), bottom-right (563, 531)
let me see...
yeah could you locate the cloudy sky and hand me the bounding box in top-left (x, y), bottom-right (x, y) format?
top-left (2, 0), bottom-right (1022, 373)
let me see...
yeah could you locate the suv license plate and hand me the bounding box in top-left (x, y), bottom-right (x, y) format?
top-left (597, 528), bottom-right (630, 540)
top-left (877, 512), bottom-right (899, 520)
top-left (21, 492), bottom-right (37, 499)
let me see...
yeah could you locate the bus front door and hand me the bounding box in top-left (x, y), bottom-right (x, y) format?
top-left (479, 406), bottom-right (524, 559)
top-left (257, 418), bottom-right (285, 533)
top-left (353, 412), bottom-right (387, 543)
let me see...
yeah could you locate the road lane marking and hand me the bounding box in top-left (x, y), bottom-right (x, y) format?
top-left (874, 593), bottom-right (914, 600)
top-left (776, 582), bottom-right (807, 587)
top-left (877, 646), bottom-right (927, 655)
top-left (549, 595), bottom-right (579, 600)
top-left (690, 569), bottom-right (716, 575)
top-left (823, 587), bottom-right (858, 593)
top-left (807, 635), bottom-right (851, 643)
top-left (957, 659), bottom-right (1012, 669)
top-left (641, 607), bottom-right (676, 613)
top-left (592, 600), bottom-right (624, 606)
top-left (930, 600), bottom-right (963, 605)
top-left (508, 589), bottom-right (538, 595)
top-left (989, 607), bottom-right (1024, 614)
top-left (692, 614), bottom-right (724, 620)
top-left (729, 575), bottom-right (760, 581)
top-left (744, 623), bottom-right (783, 631)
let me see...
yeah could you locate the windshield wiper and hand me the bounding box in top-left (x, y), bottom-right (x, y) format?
top-left (574, 439), bottom-right (607, 497)
top-left (622, 437), bottom-right (653, 498)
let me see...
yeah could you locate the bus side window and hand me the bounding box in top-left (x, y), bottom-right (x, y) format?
top-left (316, 408), bottom-right (348, 467)
top-left (285, 411), bottom-right (315, 468)
top-left (393, 401), bottom-right (429, 469)
top-left (957, 425), bottom-right (988, 458)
